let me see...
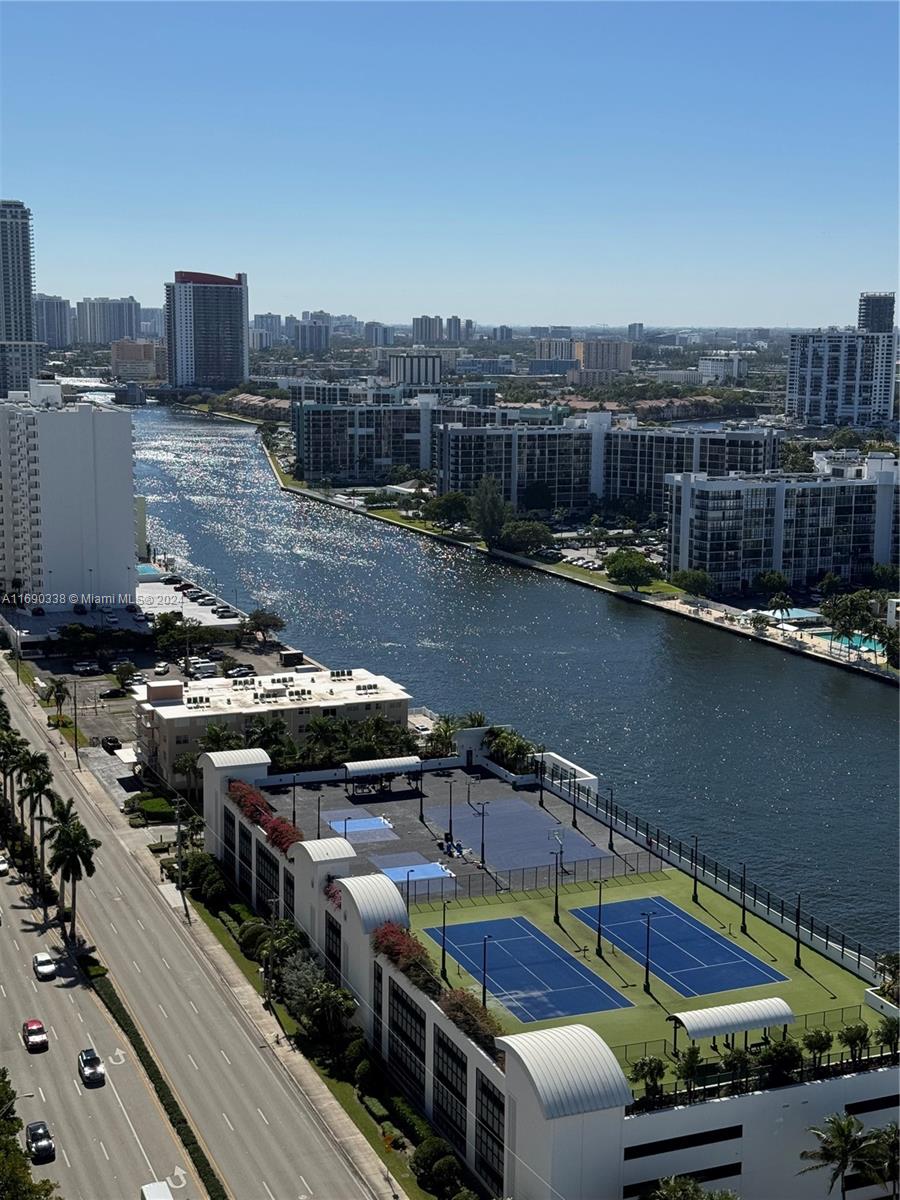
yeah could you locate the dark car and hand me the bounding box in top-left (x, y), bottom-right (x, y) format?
top-left (99, 687), bottom-right (126, 700)
top-left (100, 735), bottom-right (122, 754)
top-left (25, 1121), bottom-right (55, 1161)
top-left (161, 575), bottom-right (181, 584)
top-left (125, 603), bottom-right (139, 613)
top-left (78, 1047), bottom-right (106, 1085)
top-left (206, 648), bottom-right (224, 660)
top-left (30, 606), bottom-right (45, 616)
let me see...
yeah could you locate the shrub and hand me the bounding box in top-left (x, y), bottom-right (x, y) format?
top-left (451, 1191), bottom-right (479, 1200)
top-left (342, 1037), bottom-right (367, 1074)
top-left (128, 813), bottom-right (147, 827)
top-left (239, 919), bottom-right (268, 959)
top-left (430, 1154), bottom-right (462, 1198)
top-left (186, 850), bottom-right (217, 889)
top-left (266, 815), bottom-right (303, 852)
top-left (220, 912), bottom-right (242, 942)
top-left (361, 1094), bottom-right (389, 1122)
top-left (354, 1059), bottom-right (376, 1093)
top-left (371, 921), bottom-right (443, 999)
top-left (439, 988), bottom-right (504, 1058)
top-left (228, 900), bottom-right (255, 924)
top-left (389, 1094), bottom-right (433, 1144)
top-left (139, 796), bottom-right (176, 823)
top-left (202, 875), bottom-right (228, 913)
top-left (411, 1136), bottom-right (454, 1180)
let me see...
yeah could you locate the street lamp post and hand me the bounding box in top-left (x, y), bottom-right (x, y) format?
top-left (794, 893), bottom-right (802, 968)
top-left (291, 774), bottom-right (297, 828)
top-left (405, 868), bottom-right (414, 913)
top-left (481, 934), bottom-right (492, 1009)
top-left (441, 900), bottom-right (449, 981)
top-left (448, 782), bottom-right (454, 844)
top-left (606, 785), bottom-right (614, 852)
top-left (72, 679), bottom-right (81, 771)
top-left (740, 862), bottom-right (748, 935)
top-left (316, 793), bottom-right (321, 839)
top-left (595, 872), bottom-right (603, 958)
top-left (552, 851), bottom-right (560, 925)
top-left (537, 747), bottom-right (545, 808)
top-left (570, 771), bottom-right (578, 829)
top-left (692, 834), bottom-right (699, 904)
top-left (478, 802), bottom-right (487, 867)
top-left (642, 910), bottom-right (655, 994)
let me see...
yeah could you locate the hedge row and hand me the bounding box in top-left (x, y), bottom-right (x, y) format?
top-left (90, 974), bottom-right (227, 1200)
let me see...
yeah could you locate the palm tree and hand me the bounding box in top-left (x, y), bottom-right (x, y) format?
top-left (0, 729), bottom-right (24, 828)
top-left (33, 786), bottom-right (61, 922)
top-left (424, 715), bottom-right (459, 758)
top-left (47, 819), bottom-right (101, 943)
top-left (173, 751), bottom-right (200, 801)
top-left (876, 1015), bottom-right (899, 1056)
top-left (462, 710), bottom-right (487, 728)
top-left (197, 722), bottom-right (244, 755)
top-left (857, 1122), bottom-right (899, 1198)
top-left (24, 766), bottom-right (53, 892)
top-left (42, 796), bottom-right (80, 926)
top-left (674, 1044), bottom-right (703, 1101)
top-left (50, 677), bottom-right (70, 725)
top-left (802, 1027), bottom-right (834, 1072)
top-left (629, 1055), bottom-right (666, 1101)
top-left (837, 1021), bottom-right (870, 1066)
top-left (16, 748), bottom-right (50, 833)
top-left (768, 591), bottom-right (793, 626)
top-left (799, 1112), bottom-right (869, 1199)
top-left (721, 1045), bottom-right (754, 1093)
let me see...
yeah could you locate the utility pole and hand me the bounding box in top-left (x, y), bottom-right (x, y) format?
top-left (72, 679), bottom-right (81, 770)
top-left (264, 900), bottom-right (277, 1008)
top-left (691, 834), bottom-right (699, 904)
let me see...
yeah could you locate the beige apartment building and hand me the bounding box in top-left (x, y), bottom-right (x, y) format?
top-left (135, 667), bottom-right (411, 783)
top-left (111, 338), bottom-right (165, 380)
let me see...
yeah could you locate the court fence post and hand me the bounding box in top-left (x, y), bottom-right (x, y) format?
top-left (824, 924), bottom-right (829, 951)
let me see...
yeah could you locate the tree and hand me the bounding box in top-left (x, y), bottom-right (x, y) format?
top-left (112, 660), bottom-right (136, 689)
top-left (779, 440), bottom-right (815, 473)
top-left (424, 715), bottom-right (459, 759)
top-left (768, 591), bottom-right (793, 625)
top-left (0, 1066), bottom-right (60, 1198)
top-left (26, 776), bottom-right (56, 902)
top-left (757, 1037), bottom-right (803, 1086)
top-left (721, 1045), bottom-right (754, 1093)
top-left (819, 571), bottom-right (845, 599)
top-left (244, 714), bottom-right (297, 769)
top-left (630, 1055), bottom-right (666, 1099)
top-left (875, 953), bottom-right (900, 1004)
top-left (872, 563), bottom-right (899, 591)
top-left (424, 492), bottom-right (471, 525)
top-left (671, 569), bottom-right (715, 597)
top-left (651, 1178), bottom-right (739, 1200)
top-left (430, 1155), bottom-right (462, 1199)
top-left (16, 748), bottom-right (50, 835)
top-left (49, 677), bottom-right (70, 723)
top-left (802, 1027), bottom-right (834, 1072)
top-left (197, 722), bottom-right (244, 754)
top-left (750, 612), bottom-right (770, 634)
top-left (247, 608), bottom-right (285, 646)
top-left (605, 549), bottom-right (662, 591)
top-left (462, 710), bottom-right (487, 728)
top-left (837, 1021), bottom-right (870, 1065)
top-left (41, 796), bottom-right (79, 923)
top-left (468, 476), bottom-right (508, 547)
top-left (857, 1122), bottom-right (899, 1198)
top-left (411, 1137), bottom-right (455, 1183)
top-left (674, 1044), bottom-right (702, 1100)
top-left (799, 1112), bottom-right (869, 1199)
top-left (754, 570), bottom-right (790, 598)
top-left (495, 520), bottom-right (554, 555)
top-left (173, 751), bottom-right (200, 800)
top-left (876, 1015), bottom-right (899, 1055)
top-left (47, 818), bottom-right (101, 942)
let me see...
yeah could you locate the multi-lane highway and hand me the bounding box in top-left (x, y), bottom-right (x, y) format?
top-left (0, 865), bottom-right (198, 1198)
top-left (0, 660), bottom-right (391, 1200)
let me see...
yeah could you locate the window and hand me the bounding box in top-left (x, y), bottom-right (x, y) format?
top-left (388, 979), bottom-right (426, 1101)
top-left (255, 841), bottom-right (279, 911)
top-left (283, 869), bottom-right (295, 917)
top-left (625, 1125), bottom-right (741, 1160)
top-left (238, 825), bottom-right (252, 898)
top-left (324, 910), bottom-right (342, 986)
top-left (433, 1028), bottom-right (468, 1151)
top-left (223, 808), bottom-right (236, 880)
top-left (475, 1070), bottom-right (505, 1195)
top-left (623, 1164), bottom-right (741, 1199)
top-left (373, 962), bottom-right (383, 1055)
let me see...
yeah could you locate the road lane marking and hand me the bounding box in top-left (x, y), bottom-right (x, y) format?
top-left (0, 984), bottom-right (5, 998)
top-left (72, 1079), bottom-right (81, 1096)
top-left (115, 885), bottom-right (122, 896)
top-left (109, 921), bottom-right (118, 934)
top-left (61, 1147), bottom-right (71, 1168)
top-left (162, 957), bottom-right (170, 971)
top-left (222, 1112), bottom-right (234, 1131)
top-left (100, 1140), bottom-right (109, 1160)
top-left (188, 999), bottom-right (198, 1014)
top-left (12, 938), bottom-right (19, 951)
top-left (132, 959), bottom-right (142, 974)
top-left (136, 918), bottom-right (145, 931)
top-left (262, 1182), bottom-right (276, 1200)
top-left (68, 994), bottom-right (74, 1004)
top-left (50, 1026), bottom-right (58, 1040)
top-left (77, 1011), bottom-right (83, 1023)
top-left (257, 1107), bottom-right (269, 1125)
top-left (31, 980), bottom-right (37, 992)
top-left (88, 887), bottom-right (97, 897)
top-left (187, 1054), bottom-right (199, 1071)
top-left (107, 1068), bottom-right (155, 1174)
top-left (299, 1174), bottom-right (311, 1194)
top-left (158, 1003), bottom-right (168, 1019)
top-left (38, 1087), bottom-right (45, 1102)
top-left (219, 1049), bottom-right (231, 1065)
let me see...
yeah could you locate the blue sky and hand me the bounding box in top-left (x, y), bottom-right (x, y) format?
top-left (2, 1), bottom-right (896, 325)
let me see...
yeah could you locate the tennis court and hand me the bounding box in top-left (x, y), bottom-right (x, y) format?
top-left (571, 895), bottom-right (787, 997)
top-left (424, 915), bottom-right (632, 1022)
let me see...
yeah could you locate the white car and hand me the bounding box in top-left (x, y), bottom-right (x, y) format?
top-left (32, 953), bottom-right (57, 981)
top-left (0, 855), bottom-right (9, 876)
top-left (153, 663), bottom-right (169, 676)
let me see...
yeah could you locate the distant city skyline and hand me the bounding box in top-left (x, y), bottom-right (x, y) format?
top-left (1, 2), bottom-right (896, 325)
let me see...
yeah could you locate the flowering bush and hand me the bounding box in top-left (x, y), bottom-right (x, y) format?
top-left (439, 988), bottom-right (504, 1059)
top-left (227, 779), bottom-right (303, 854)
top-left (324, 877), bottom-right (343, 910)
top-left (371, 921), bottom-right (443, 999)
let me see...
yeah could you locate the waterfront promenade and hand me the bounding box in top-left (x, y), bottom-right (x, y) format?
top-left (263, 446), bottom-right (897, 687)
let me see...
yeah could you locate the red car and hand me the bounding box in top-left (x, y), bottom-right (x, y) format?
top-left (22, 1019), bottom-right (49, 1051)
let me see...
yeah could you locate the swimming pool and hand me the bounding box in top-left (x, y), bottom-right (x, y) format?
top-left (814, 632), bottom-right (883, 653)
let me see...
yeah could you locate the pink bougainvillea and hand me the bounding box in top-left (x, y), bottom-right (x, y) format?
top-left (227, 779), bottom-right (303, 853)
top-left (323, 877), bottom-right (343, 909)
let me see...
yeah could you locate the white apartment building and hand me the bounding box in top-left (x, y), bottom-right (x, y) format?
top-left (785, 329), bottom-right (896, 426)
top-left (0, 382), bottom-right (136, 607)
top-left (199, 747), bottom-right (896, 1200)
top-left (75, 296), bottom-right (141, 344)
top-left (698, 353), bottom-right (748, 384)
top-left (389, 353), bottom-right (442, 386)
top-left (666, 454), bottom-right (899, 593)
top-left (136, 667), bottom-right (411, 784)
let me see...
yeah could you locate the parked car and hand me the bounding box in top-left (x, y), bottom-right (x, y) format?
top-left (125, 603), bottom-right (139, 613)
top-left (32, 952), bottom-right (57, 981)
top-left (198, 597), bottom-right (217, 606)
top-left (30, 606), bottom-right (45, 616)
top-left (206, 648), bottom-right (224, 660)
top-left (133, 613), bottom-right (148, 623)
top-left (100, 736), bottom-right (122, 754)
top-left (105, 616), bottom-right (119, 626)
top-left (153, 663), bottom-right (169, 676)
top-left (22, 1019), bottom-right (49, 1051)
top-left (161, 575), bottom-right (181, 584)
top-left (99, 687), bottom-right (126, 700)
top-left (25, 1121), bottom-right (55, 1162)
top-left (130, 673), bottom-right (146, 685)
top-left (78, 1047), bottom-right (106, 1085)
top-left (0, 854), bottom-right (9, 876)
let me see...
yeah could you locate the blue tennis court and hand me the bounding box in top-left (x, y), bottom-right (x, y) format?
top-left (571, 895), bottom-right (787, 997)
top-left (424, 916), bottom-right (632, 1021)
top-left (323, 807), bottom-right (398, 844)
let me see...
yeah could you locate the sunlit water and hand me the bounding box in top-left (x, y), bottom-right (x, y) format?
top-left (134, 407), bottom-right (898, 946)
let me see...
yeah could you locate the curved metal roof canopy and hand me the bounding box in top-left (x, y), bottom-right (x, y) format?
top-left (670, 998), bottom-right (794, 1041)
top-left (496, 1026), bottom-right (633, 1118)
top-left (342, 756), bottom-right (421, 778)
